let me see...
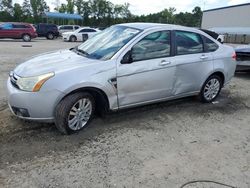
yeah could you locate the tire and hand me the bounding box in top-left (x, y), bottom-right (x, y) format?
top-left (55, 92), bottom-right (95, 135)
top-left (69, 35), bottom-right (77, 42)
top-left (200, 75), bottom-right (222, 103)
top-left (22, 34), bottom-right (31, 42)
top-left (46, 33), bottom-right (54, 40)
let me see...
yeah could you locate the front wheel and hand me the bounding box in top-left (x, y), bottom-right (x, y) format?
top-left (69, 35), bottom-right (77, 42)
top-left (200, 75), bottom-right (222, 103)
top-left (22, 34), bottom-right (31, 42)
top-left (55, 92), bottom-right (95, 134)
top-left (46, 33), bottom-right (54, 40)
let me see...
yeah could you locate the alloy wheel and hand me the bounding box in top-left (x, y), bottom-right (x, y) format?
top-left (67, 98), bottom-right (92, 131)
top-left (203, 78), bottom-right (221, 101)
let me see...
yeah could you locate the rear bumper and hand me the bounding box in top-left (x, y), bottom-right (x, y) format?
top-left (31, 33), bottom-right (38, 38)
top-left (236, 61), bottom-right (250, 71)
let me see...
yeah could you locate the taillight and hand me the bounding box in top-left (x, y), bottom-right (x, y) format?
top-left (31, 25), bottom-right (36, 32)
top-left (232, 52), bottom-right (236, 60)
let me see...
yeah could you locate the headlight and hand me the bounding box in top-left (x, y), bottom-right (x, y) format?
top-left (16, 72), bottom-right (54, 92)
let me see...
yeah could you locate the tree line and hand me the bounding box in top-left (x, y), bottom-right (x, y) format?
top-left (0, 0), bottom-right (202, 27)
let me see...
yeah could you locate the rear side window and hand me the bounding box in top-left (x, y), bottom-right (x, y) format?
top-left (203, 36), bottom-right (219, 52)
top-left (75, 26), bottom-right (80, 29)
top-left (132, 31), bottom-right (171, 61)
top-left (175, 31), bottom-right (203, 55)
top-left (1, 23), bottom-right (13, 29)
top-left (64, 26), bottom-right (73, 30)
top-left (48, 25), bottom-right (56, 28)
top-left (13, 24), bottom-right (29, 28)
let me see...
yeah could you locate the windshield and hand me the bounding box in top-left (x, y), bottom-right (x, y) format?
top-left (76, 25), bottom-right (141, 60)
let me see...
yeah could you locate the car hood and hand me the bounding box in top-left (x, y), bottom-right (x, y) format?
top-left (14, 49), bottom-right (99, 77)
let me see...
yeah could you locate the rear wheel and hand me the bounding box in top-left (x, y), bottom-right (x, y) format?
top-left (69, 35), bottom-right (77, 42)
top-left (22, 34), bottom-right (31, 42)
top-left (46, 33), bottom-right (54, 40)
top-left (200, 75), bottom-right (222, 103)
top-left (55, 92), bottom-right (95, 134)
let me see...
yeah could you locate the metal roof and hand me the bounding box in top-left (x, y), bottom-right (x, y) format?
top-left (203, 3), bottom-right (250, 13)
top-left (43, 12), bottom-right (82, 20)
top-left (117, 22), bottom-right (187, 30)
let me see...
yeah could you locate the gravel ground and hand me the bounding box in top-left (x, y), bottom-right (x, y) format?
top-left (0, 39), bottom-right (249, 188)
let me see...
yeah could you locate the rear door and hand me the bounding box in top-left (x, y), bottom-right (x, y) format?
top-left (171, 30), bottom-right (213, 95)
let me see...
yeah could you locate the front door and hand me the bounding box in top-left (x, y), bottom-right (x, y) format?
top-left (117, 30), bottom-right (176, 107)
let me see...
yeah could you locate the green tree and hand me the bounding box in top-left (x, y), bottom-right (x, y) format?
top-left (22, 0), bottom-right (33, 22)
top-left (66, 0), bottom-right (74, 13)
top-left (192, 6), bottom-right (202, 27)
top-left (2, 0), bottom-right (13, 11)
top-left (13, 3), bottom-right (24, 22)
top-left (30, 0), bottom-right (49, 23)
top-left (58, 3), bottom-right (67, 13)
top-left (0, 0), bottom-right (13, 21)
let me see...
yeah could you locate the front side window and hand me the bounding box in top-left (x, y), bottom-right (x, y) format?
top-left (175, 31), bottom-right (203, 55)
top-left (132, 31), bottom-right (171, 61)
top-left (204, 36), bottom-right (219, 52)
top-left (79, 29), bottom-right (97, 33)
top-left (77, 26), bottom-right (140, 60)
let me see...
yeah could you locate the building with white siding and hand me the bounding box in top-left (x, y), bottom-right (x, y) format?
top-left (202, 3), bottom-right (250, 29)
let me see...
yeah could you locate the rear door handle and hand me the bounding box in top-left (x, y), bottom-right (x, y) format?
top-left (200, 55), bottom-right (208, 60)
top-left (159, 60), bottom-right (171, 66)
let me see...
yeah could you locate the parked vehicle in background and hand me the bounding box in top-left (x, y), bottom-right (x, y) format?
top-left (0, 22), bottom-right (37, 42)
top-left (58, 25), bottom-right (80, 36)
top-left (94, 26), bottom-right (107, 30)
top-left (62, 27), bottom-right (100, 42)
top-left (34, 23), bottom-right (59, 40)
top-left (200, 29), bottom-right (224, 43)
top-left (7, 23), bottom-right (236, 134)
top-left (235, 45), bottom-right (250, 71)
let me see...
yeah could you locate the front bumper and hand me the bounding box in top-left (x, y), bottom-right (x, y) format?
top-left (7, 78), bottom-right (63, 122)
top-left (62, 35), bottom-right (69, 41)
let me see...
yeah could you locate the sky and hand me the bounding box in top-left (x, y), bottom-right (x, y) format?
top-left (12, 0), bottom-right (250, 15)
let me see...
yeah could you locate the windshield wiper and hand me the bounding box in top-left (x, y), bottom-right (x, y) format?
top-left (75, 47), bottom-right (89, 56)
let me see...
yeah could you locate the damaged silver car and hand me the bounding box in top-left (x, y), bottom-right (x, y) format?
top-left (7, 23), bottom-right (237, 134)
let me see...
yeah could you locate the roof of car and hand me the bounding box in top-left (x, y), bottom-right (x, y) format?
top-left (117, 22), bottom-right (188, 31)
top-left (2, 22), bottom-right (32, 25)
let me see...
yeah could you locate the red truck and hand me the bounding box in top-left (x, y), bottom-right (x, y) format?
top-left (0, 22), bottom-right (37, 42)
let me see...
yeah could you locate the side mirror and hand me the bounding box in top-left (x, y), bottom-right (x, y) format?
top-left (121, 50), bottom-right (133, 64)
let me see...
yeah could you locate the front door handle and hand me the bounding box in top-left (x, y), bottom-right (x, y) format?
top-left (159, 60), bottom-right (171, 66)
top-left (200, 55), bottom-right (208, 60)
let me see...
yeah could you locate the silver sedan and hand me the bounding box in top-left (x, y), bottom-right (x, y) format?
top-left (7, 23), bottom-right (236, 134)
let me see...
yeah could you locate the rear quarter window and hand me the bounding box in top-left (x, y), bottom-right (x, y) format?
top-left (203, 36), bottom-right (219, 52)
top-left (1, 23), bottom-right (13, 29)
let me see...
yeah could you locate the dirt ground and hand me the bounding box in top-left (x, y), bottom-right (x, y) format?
top-left (0, 38), bottom-right (249, 188)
